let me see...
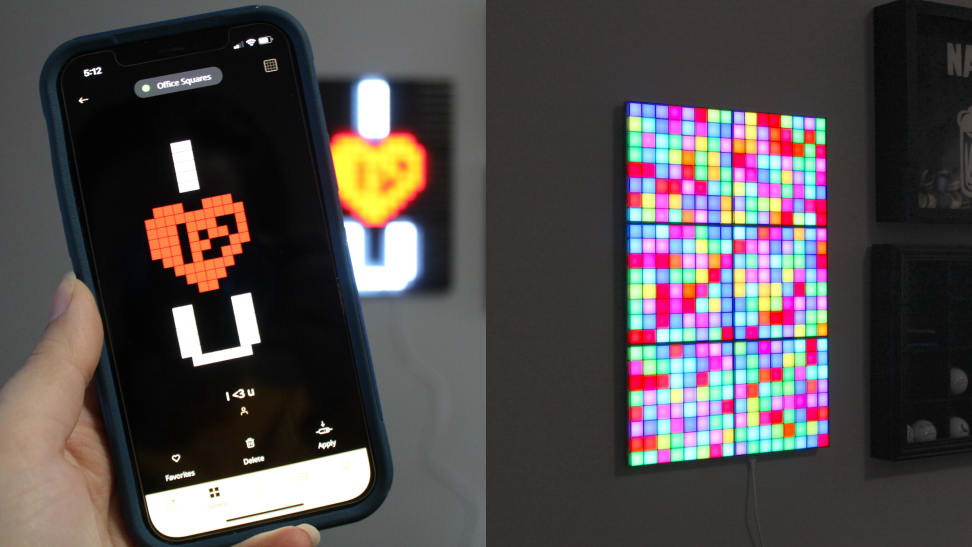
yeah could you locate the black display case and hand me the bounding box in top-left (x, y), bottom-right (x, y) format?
top-left (871, 245), bottom-right (972, 459)
top-left (875, 0), bottom-right (972, 222)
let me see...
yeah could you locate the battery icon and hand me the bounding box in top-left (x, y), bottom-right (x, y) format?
top-left (258, 36), bottom-right (273, 45)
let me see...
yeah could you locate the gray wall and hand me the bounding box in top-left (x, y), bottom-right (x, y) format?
top-left (0, 1), bottom-right (483, 546)
top-left (487, 1), bottom-right (972, 545)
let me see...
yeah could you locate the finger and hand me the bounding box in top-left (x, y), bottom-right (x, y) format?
top-left (234, 524), bottom-right (320, 547)
top-left (0, 273), bottom-right (104, 458)
top-left (65, 383), bottom-right (113, 501)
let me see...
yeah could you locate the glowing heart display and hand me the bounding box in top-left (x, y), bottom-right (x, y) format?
top-left (330, 132), bottom-right (427, 227)
top-left (144, 193), bottom-right (250, 293)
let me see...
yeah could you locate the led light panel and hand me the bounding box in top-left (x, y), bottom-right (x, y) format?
top-left (626, 102), bottom-right (829, 466)
top-left (730, 226), bottom-right (828, 340)
top-left (628, 105), bottom-right (827, 227)
top-left (320, 79), bottom-right (451, 294)
top-left (627, 338), bottom-right (829, 465)
top-left (627, 224), bottom-right (734, 345)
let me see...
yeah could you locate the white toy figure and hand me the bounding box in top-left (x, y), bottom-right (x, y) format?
top-left (951, 416), bottom-right (970, 438)
top-left (907, 424), bottom-right (915, 443)
top-left (912, 419), bottom-right (938, 442)
top-left (951, 367), bottom-right (968, 395)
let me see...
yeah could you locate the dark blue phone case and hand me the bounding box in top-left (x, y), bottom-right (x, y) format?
top-left (39, 6), bottom-right (391, 545)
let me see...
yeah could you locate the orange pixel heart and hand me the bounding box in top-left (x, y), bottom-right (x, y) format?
top-left (330, 132), bottom-right (427, 227)
top-left (144, 193), bottom-right (250, 293)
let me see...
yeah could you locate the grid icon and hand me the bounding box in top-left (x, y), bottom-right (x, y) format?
top-left (625, 102), bottom-right (828, 466)
top-left (263, 58), bottom-right (278, 73)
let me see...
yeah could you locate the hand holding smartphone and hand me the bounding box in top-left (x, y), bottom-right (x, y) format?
top-left (39, 7), bottom-right (391, 545)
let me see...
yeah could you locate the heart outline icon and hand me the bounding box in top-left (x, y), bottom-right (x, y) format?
top-left (145, 193), bottom-right (250, 293)
top-left (330, 132), bottom-right (427, 227)
top-left (171, 454), bottom-right (181, 463)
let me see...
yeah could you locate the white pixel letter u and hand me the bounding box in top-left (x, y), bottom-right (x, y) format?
top-left (344, 220), bottom-right (419, 292)
top-left (172, 292), bottom-right (261, 367)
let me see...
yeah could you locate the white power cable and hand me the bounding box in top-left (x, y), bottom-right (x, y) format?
top-left (746, 456), bottom-right (766, 547)
top-left (387, 300), bottom-right (480, 545)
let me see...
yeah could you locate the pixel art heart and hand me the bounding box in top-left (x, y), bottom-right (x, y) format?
top-left (144, 193), bottom-right (250, 293)
top-left (330, 132), bottom-right (427, 227)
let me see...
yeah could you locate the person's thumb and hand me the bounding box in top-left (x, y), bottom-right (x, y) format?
top-left (0, 272), bottom-right (103, 459)
top-left (235, 524), bottom-right (321, 547)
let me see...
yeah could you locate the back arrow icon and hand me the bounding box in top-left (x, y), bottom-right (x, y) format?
top-left (78, 97), bottom-right (89, 104)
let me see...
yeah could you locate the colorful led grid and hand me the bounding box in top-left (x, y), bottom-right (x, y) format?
top-left (731, 226), bottom-right (828, 340)
top-left (627, 338), bottom-right (829, 466)
top-left (628, 224), bottom-right (828, 344)
top-left (627, 105), bottom-right (733, 225)
top-left (625, 102), bottom-right (828, 466)
top-left (626, 104), bottom-right (826, 227)
top-left (627, 224), bottom-right (734, 345)
top-left (730, 112), bottom-right (827, 227)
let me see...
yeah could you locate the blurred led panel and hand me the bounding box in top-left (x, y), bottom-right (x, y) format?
top-left (320, 79), bottom-right (451, 294)
top-left (625, 101), bottom-right (828, 466)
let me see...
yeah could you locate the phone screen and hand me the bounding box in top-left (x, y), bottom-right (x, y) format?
top-left (56, 22), bottom-right (375, 539)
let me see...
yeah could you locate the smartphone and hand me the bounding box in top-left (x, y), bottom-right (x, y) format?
top-left (39, 7), bottom-right (391, 545)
